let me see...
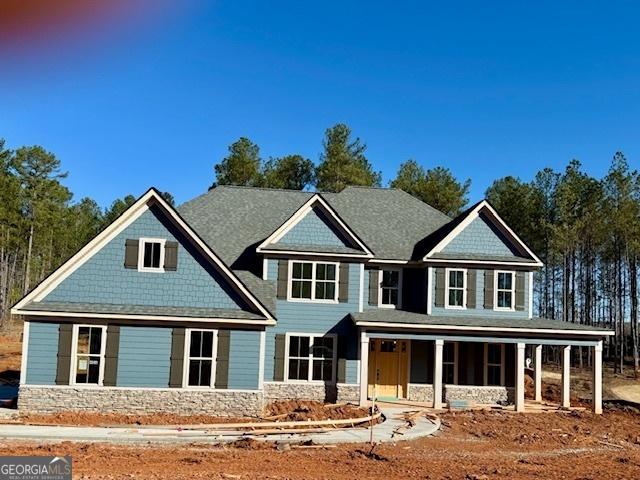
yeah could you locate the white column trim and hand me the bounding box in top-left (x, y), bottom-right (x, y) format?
top-left (359, 331), bottom-right (369, 406)
top-left (433, 339), bottom-right (444, 409)
top-left (561, 345), bottom-right (571, 408)
top-left (515, 342), bottom-right (526, 412)
top-left (534, 344), bottom-right (542, 402)
top-left (20, 321), bottom-right (30, 385)
top-left (592, 341), bottom-right (603, 414)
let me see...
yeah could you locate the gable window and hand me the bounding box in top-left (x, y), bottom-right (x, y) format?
top-left (379, 269), bottom-right (401, 308)
top-left (442, 342), bottom-right (458, 384)
top-left (484, 343), bottom-right (505, 386)
top-left (185, 329), bottom-right (217, 387)
top-left (288, 261), bottom-right (338, 302)
top-left (138, 238), bottom-right (165, 272)
top-left (285, 333), bottom-right (336, 382)
top-left (494, 271), bottom-right (515, 310)
top-left (71, 325), bottom-right (106, 385)
top-left (445, 268), bottom-right (466, 309)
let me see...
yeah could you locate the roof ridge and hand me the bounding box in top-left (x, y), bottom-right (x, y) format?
top-left (214, 185), bottom-right (314, 194)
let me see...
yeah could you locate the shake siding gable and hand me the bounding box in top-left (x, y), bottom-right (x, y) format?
top-left (41, 206), bottom-right (245, 311)
top-left (116, 326), bottom-right (172, 387)
top-left (264, 262), bottom-right (361, 384)
top-left (277, 207), bottom-right (350, 248)
top-left (441, 214), bottom-right (521, 257)
top-left (25, 322), bottom-right (59, 385)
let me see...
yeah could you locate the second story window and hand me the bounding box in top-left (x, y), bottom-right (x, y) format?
top-left (446, 268), bottom-right (466, 309)
top-left (379, 269), bottom-right (400, 308)
top-left (289, 261), bottom-right (338, 302)
top-left (495, 271), bottom-right (515, 310)
top-left (138, 238), bottom-right (165, 272)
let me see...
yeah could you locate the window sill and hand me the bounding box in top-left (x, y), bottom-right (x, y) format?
top-left (444, 305), bottom-right (467, 310)
top-left (286, 298), bottom-right (339, 304)
top-left (493, 307), bottom-right (515, 312)
top-left (137, 267), bottom-right (165, 273)
top-left (378, 304), bottom-right (398, 309)
top-left (284, 380), bottom-right (336, 385)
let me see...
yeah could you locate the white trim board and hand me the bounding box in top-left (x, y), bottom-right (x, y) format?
top-left (256, 194), bottom-right (373, 257)
top-left (424, 201), bottom-right (543, 267)
top-left (12, 188), bottom-right (274, 321)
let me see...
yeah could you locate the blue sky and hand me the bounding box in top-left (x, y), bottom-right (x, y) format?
top-left (1, 1), bottom-right (638, 208)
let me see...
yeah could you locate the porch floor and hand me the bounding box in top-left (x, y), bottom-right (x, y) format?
top-left (370, 399), bottom-right (587, 414)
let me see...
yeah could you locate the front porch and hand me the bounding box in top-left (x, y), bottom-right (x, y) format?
top-left (353, 312), bottom-right (612, 414)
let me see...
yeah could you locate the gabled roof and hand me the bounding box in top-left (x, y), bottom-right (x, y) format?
top-left (422, 200), bottom-right (543, 267)
top-left (256, 194), bottom-right (373, 258)
top-left (12, 188), bottom-right (275, 323)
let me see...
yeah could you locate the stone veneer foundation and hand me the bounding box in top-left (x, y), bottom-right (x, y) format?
top-left (18, 386), bottom-right (264, 417)
top-left (407, 383), bottom-right (434, 403)
top-left (444, 385), bottom-right (514, 405)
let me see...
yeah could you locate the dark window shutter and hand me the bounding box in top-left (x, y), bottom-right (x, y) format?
top-left (515, 271), bottom-right (526, 311)
top-left (434, 268), bottom-right (445, 308)
top-left (103, 325), bottom-right (120, 386)
top-left (169, 328), bottom-right (185, 388)
top-left (273, 334), bottom-right (286, 381)
top-left (276, 260), bottom-right (288, 299)
top-left (484, 270), bottom-right (494, 309)
top-left (368, 269), bottom-right (379, 306)
top-left (55, 323), bottom-right (73, 385)
top-left (338, 263), bottom-right (349, 303)
top-left (336, 336), bottom-right (347, 383)
top-left (164, 241), bottom-right (179, 271)
top-left (215, 330), bottom-right (230, 389)
top-left (467, 270), bottom-right (476, 309)
top-left (124, 239), bottom-right (138, 269)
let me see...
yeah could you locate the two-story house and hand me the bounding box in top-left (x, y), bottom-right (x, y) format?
top-left (12, 186), bottom-right (612, 416)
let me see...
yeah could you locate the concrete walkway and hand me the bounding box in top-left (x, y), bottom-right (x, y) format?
top-left (0, 407), bottom-right (440, 445)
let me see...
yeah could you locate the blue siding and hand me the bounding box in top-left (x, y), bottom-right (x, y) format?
top-left (431, 270), bottom-right (530, 318)
top-left (116, 326), bottom-right (171, 387)
top-left (43, 206), bottom-right (244, 310)
top-left (277, 207), bottom-right (349, 247)
top-left (264, 262), bottom-right (361, 383)
top-left (228, 330), bottom-right (261, 389)
top-left (442, 214), bottom-right (519, 257)
top-left (25, 322), bottom-right (59, 385)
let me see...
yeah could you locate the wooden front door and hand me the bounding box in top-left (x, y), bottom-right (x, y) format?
top-left (367, 339), bottom-right (409, 399)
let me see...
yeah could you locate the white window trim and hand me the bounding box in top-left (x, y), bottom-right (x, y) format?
top-left (378, 268), bottom-right (402, 309)
top-left (137, 237), bottom-right (166, 273)
top-left (69, 324), bottom-right (107, 387)
top-left (445, 268), bottom-right (467, 310)
top-left (442, 341), bottom-right (458, 385)
top-left (287, 260), bottom-right (340, 303)
top-left (483, 343), bottom-right (506, 386)
top-left (494, 270), bottom-right (516, 311)
top-left (182, 328), bottom-right (218, 389)
top-left (284, 332), bottom-right (337, 384)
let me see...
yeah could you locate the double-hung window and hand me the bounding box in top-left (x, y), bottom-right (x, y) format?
top-left (185, 329), bottom-right (217, 387)
top-left (485, 343), bottom-right (505, 386)
top-left (286, 334), bottom-right (336, 382)
top-left (446, 268), bottom-right (466, 309)
top-left (138, 238), bottom-right (165, 272)
top-left (289, 261), bottom-right (338, 302)
top-left (442, 342), bottom-right (458, 384)
top-left (379, 269), bottom-right (401, 308)
top-left (494, 271), bottom-right (515, 310)
top-left (72, 325), bottom-right (106, 385)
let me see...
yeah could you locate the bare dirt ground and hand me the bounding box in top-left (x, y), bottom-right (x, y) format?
top-left (1, 408), bottom-right (639, 479)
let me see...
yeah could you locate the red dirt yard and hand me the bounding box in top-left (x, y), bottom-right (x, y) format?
top-left (2, 407), bottom-right (640, 479)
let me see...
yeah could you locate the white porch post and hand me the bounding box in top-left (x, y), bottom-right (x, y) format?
top-left (359, 331), bottom-right (369, 406)
top-left (515, 342), bottom-right (526, 412)
top-left (534, 344), bottom-right (543, 402)
top-left (592, 341), bottom-right (603, 414)
top-left (561, 345), bottom-right (571, 408)
top-left (433, 339), bottom-right (444, 409)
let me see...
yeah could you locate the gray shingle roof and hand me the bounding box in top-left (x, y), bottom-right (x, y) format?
top-left (178, 185), bottom-right (451, 265)
top-left (24, 301), bottom-right (266, 320)
top-left (351, 309), bottom-right (612, 333)
top-left (429, 252), bottom-right (538, 264)
top-left (261, 243), bottom-right (368, 256)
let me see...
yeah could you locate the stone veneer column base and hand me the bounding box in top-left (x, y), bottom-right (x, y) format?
top-left (407, 383), bottom-right (434, 403)
top-left (444, 385), bottom-right (514, 405)
top-left (18, 386), bottom-right (264, 417)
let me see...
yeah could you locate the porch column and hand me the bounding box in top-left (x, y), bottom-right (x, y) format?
top-left (592, 341), bottom-right (603, 414)
top-left (515, 342), bottom-right (526, 412)
top-left (359, 332), bottom-right (369, 406)
top-left (433, 339), bottom-right (444, 409)
top-left (534, 344), bottom-right (543, 402)
top-left (561, 345), bottom-right (571, 408)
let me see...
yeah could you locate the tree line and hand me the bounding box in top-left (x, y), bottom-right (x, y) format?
top-left (1, 126), bottom-right (638, 373)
